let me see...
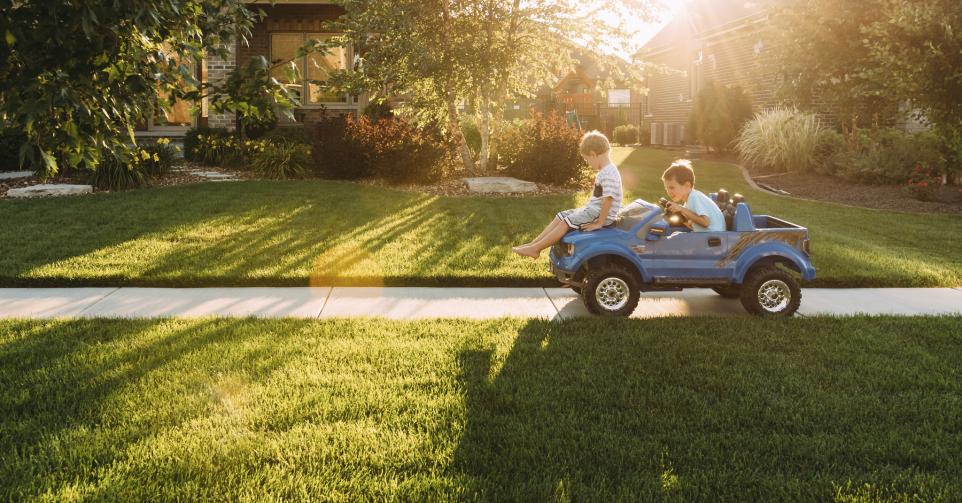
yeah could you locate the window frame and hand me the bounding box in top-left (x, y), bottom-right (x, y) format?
top-left (269, 32), bottom-right (355, 109)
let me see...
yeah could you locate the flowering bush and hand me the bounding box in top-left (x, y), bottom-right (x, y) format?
top-left (194, 134), bottom-right (269, 169)
top-left (903, 164), bottom-right (942, 201)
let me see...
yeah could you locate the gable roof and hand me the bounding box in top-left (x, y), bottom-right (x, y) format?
top-left (640, 0), bottom-right (770, 55)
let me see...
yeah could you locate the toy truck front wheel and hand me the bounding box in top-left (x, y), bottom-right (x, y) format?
top-left (739, 266), bottom-right (802, 317)
top-left (583, 264), bottom-right (641, 317)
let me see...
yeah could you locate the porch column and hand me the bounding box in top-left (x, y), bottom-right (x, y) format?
top-left (206, 44), bottom-right (237, 131)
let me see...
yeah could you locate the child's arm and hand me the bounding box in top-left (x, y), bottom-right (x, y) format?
top-left (581, 196), bottom-right (613, 231)
top-left (666, 203), bottom-right (710, 228)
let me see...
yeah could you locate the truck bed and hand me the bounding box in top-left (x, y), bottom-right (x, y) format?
top-left (752, 215), bottom-right (805, 230)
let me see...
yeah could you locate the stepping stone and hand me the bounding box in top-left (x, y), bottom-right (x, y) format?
top-left (7, 184), bottom-right (93, 198)
top-left (463, 176), bottom-right (537, 193)
top-left (191, 171), bottom-right (236, 180)
top-left (0, 171), bottom-right (33, 180)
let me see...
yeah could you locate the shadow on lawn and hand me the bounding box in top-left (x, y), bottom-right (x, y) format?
top-left (451, 319), bottom-right (671, 500)
top-left (0, 318), bottom-right (293, 499)
top-left (449, 317), bottom-right (962, 501)
top-left (1, 180), bottom-right (580, 287)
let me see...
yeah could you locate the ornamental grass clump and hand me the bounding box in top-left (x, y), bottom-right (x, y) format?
top-left (250, 141), bottom-right (310, 180)
top-left (736, 108), bottom-right (822, 174)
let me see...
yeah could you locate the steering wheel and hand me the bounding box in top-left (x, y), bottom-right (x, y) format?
top-left (658, 197), bottom-right (688, 227)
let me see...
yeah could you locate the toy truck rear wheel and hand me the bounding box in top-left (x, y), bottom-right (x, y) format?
top-left (739, 266), bottom-right (802, 317)
top-left (583, 264), bottom-right (640, 317)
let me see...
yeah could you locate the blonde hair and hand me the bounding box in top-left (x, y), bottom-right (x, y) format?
top-left (579, 130), bottom-right (610, 156)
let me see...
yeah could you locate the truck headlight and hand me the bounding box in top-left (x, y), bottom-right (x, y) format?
top-left (565, 243), bottom-right (575, 256)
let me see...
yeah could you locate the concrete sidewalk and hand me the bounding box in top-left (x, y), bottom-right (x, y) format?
top-left (1, 287), bottom-right (961, 320)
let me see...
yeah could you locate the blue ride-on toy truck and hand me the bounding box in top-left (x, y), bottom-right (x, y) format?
top-left (548, 190), bottom-right (816, 317)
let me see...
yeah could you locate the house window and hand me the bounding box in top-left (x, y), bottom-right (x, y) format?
top-left (608, 89), bottom-right (630, 107)
top-left (270, 33), bottom-right (350, 105)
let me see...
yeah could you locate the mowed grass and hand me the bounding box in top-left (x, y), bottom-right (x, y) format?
top-left (2, 317), bottom-right (962, 501)
top-left (0, 147), bottom-right (959, 287)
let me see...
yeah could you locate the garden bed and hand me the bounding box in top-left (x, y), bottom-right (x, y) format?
top-left (753, 172), bottom-right (962, 216)
top-left (0, 164), bottom-right (252, 198)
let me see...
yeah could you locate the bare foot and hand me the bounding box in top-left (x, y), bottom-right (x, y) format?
top-left (512, 245), bottom-right (540, 258)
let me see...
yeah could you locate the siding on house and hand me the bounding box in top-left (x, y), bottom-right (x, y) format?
top-left (640, 19), bottom-right (774, 145)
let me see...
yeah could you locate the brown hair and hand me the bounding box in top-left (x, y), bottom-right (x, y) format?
top-left (579, 130), bottom-right (610, 156)
top-left (662, 159), bottom-right (695, 186)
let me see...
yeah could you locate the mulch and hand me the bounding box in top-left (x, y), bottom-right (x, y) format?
top-left (753, 172), bottom-right (962, 216)
top-left (0, 164), bottom-right (251, 198)
top-left (1, 165), bottom-right (581, 199)
top-left (356, 177), bottom-right (583, 198)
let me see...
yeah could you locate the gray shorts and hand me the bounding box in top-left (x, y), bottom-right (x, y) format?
top-left (557, 207), bottom-right (600, 230)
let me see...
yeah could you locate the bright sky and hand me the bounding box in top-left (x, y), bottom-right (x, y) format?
top-left (599, 0), bottom-right (689, 59)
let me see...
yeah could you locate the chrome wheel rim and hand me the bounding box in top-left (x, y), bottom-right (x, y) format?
top-left (758, 279), bottom-right (791, 313)
top-left (596, 277), bottom-right (630, 311)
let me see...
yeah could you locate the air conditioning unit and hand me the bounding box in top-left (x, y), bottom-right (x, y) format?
top-left (650, 123), bottom-right (663, 145)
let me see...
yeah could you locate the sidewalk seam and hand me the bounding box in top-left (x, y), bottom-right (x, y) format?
top-left (543, 288), bottom-right (563, 318)
top-left (317, 287), bottom-right (335, 319)
top-left (76, 287), bottom-right (122, 317)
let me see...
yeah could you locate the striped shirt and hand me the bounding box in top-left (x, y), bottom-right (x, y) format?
top-left (585, 163), bottom-right (623, 224)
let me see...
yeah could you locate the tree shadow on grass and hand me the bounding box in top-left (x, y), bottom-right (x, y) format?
top-left (451, 317), bottom-right (962, 501)
top-left (0, 318), bottom-right (297, 499)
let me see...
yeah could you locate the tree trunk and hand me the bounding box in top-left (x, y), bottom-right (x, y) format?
top-left (479, 100), bottom-right (491, 174)
top-left (447, 98), bottom-right (477, 175)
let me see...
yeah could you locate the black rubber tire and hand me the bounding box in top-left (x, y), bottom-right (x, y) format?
top-left (712, 285), bottom-right (741, 298)
top-left (583, 265), bottom-right (641, 317)
top-left (739, 266), bottom-right (802, 317)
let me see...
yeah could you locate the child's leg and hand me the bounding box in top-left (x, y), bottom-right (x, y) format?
top-left (513, 221), bottom-right (570, 258)
top-left (523, 217), bottom-right (565, 246)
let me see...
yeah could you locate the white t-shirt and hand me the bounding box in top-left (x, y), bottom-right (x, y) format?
top-left (685, 189), bottom-right (726, 232)
top-left (585, 164), bottom-right (622, 224)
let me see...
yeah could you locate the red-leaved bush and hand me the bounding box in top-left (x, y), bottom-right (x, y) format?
top-left (501, 112), bottom-right (589, 187)
top-left (312, 115), bottom-right (451, 184)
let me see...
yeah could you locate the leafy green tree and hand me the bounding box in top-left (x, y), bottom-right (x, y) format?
top-left (864, 0), bottom-right (962, 175)
top-left (326, 0), bottom-right (655, 175)
top-left (687, 81), bottom-right (754, 152)
top-left (0, 0), bottom-right (297, 176)
top-left (763, 0), bottom-right (900, 132)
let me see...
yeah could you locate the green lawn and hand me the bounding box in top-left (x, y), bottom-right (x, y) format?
top-left (0, 147), bottom-right (959, 287)
top-left (2, 317), bottom-right (961, 500)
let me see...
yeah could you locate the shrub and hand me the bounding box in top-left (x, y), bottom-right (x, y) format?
top-left (192, 133), bottom-right (267, 169)
top-left (688, 81), bottom-right (754, 151)
top-left (502, 112), bottom-right (588, 187)
top-left (139, 138), bottom-right (178, 177)
top-left (612, 124), bottom-right (639, 145)
top-left (312, 115), bottom-right (450, 184)
top-left (88, 152), bottom-right (149, 191)
top-left (311, 115), bottom-right (372, 180)
top-left (350, 116), bottom-right (450, 184)
top-left (818, 128), bottom-right (946, 184)
top-left (263, 126), bottom-right (313, 146)
top-left (0, 128), bottom-right (28, 171)
top-left (639, 123), bottom-right (651, 146)
top-left (183, 126), bottom-right (230, 163)
top-left (854, 129), bottom-right (945, 184)
top-left (363, 101), bottom-right (394, 122)
top-left (736, 108), bottom-right (823, 174)
top-left (814, 129), bottom-right (847, 176)
top-left (250, 141), bottom-right (311, 180)
top-left (903, 164), bottom-right (942, 201)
